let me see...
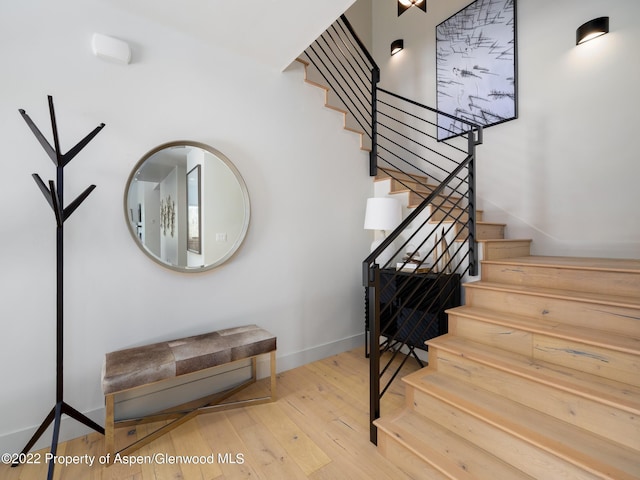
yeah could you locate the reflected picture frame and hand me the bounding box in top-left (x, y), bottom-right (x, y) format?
top-left (187, 164), bottom-right (201, 254)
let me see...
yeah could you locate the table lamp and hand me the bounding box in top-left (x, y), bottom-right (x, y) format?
top-left (364, 197), bottom-right (402, 267)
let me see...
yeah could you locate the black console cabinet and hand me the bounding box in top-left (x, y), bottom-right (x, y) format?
top-left (365, 269), bottom-right (461, 357)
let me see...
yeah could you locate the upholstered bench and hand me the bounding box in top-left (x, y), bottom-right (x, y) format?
top-left (102, 325), bottom-right (276, 458)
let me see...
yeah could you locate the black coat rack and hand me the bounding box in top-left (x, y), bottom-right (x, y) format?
top-left (13, 96), bottom-right (105, 480)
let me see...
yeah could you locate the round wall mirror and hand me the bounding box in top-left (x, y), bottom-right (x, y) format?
top-left (124, 141), bottom-right (250, 272)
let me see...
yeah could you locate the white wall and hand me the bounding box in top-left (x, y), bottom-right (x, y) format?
top-left (373, 0), bottom-right (640, 258)
top-left (346, 0), bottom-right (373, 52)
top-left (0, 0), bottom-right (372, 452)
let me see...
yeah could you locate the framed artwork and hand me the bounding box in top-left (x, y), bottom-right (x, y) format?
top-left (436, 0), bottom-right (517, 140)
top-left (187, 165), bottom-right (201, 254)
top-left (160, 196), bottom-right (175, 237)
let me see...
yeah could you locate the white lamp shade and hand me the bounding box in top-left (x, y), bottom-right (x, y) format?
top-left (364, 197), bottom-right (402, 231)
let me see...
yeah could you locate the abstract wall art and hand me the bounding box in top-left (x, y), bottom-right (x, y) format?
top-left (436, 0), bottom-right (517, 140)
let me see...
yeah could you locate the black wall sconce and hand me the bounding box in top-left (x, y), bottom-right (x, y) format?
top-left (391, 39), bottom-right (404, 56)
top-left (576, 16), bottom-right (609, 45)
top-left (398, 0), bottom-right (426, 16)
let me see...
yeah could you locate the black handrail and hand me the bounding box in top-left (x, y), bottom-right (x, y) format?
top-left (303, 13), bottom-right (483, 445)
top-left (378, 87), bottom-right (483, 143)
top-left (304, 15), bottom-right (380, 175)
top-left (339, 14), bottom-right (378, 71)
top-left (364, 155), bottom-right (473, 266)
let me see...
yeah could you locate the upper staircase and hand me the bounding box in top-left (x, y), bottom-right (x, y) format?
top-left (375, 255), bottom-right (640, 479)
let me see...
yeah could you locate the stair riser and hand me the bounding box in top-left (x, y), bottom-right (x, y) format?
top-left (387, 187), bottom-right (460, 210)
top-left (449, 315), bottom-right (533, 356)
top-left (449, 315), bottom-right (640, 386)
top-left (464, 287), bottom-right (640, 337)
top-left (433, 349), bottom-right (640, 450)
top-left (410, 386), bottom-right (602, 480)
top-left (409, 191), bottom-right (460, 209)
top-left (375, 168), bottom-right (429, 185)
top-left (482, 263), bottom-right (640, 298)
top-left (377, 433), bottom-right (450, 480)
top-left (477, 223), bottom-right (505, 239)
top-left (481, 240), bottom-right (532, 260)
top-left (456, 223), bottom-right (505, 240)
top-left (534, 335), bottom-right (640, 387)
top-left (389, 179), bottom-right (431, 194)
top-left (377, 404), bottom-right (532, 480)
top-left (429, 206), bottom-right (468, 223)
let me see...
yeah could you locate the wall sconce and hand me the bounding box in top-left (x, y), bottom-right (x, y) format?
top-left (398, 0), bottom-right (426, 17)
top-left (91, 33), bottom-right (131, 64)
top-left (390, 39), bottom-right (404, 56)
top-left (576, 17), bottom-right (609, 45)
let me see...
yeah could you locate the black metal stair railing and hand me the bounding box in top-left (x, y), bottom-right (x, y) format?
top-left (303, 14), bottom-right (483, 444)
top-left (302, 15), bottom-right (380, 174)
top-left (364, 97), bottom-right (481, 443)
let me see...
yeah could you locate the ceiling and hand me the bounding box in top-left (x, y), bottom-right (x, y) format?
top-left (134, 145), bottom-right (189, 184)
top-left (104, 0), bottom-right (356, 71)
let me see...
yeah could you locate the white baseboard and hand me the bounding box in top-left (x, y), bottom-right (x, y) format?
top-left (0, 408), bottom-right (105, 458)
top-left (274, 332), bottom-right (364, 374)
top-left (0, 332), bottom-right (365, 455)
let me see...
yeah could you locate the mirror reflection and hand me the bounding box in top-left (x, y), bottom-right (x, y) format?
top-left (124, 141), bottom-right (250, 272)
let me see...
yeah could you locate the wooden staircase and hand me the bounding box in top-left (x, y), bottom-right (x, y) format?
top-left (375, 255), bottom-right (640, 479)
top-left (374, 167), bottom-right (532, 264)
top-left (295, 48), bottom-right (640, 478)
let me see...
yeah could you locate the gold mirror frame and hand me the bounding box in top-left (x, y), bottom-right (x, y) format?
top-left (124, 141), bottom-right (250, 272)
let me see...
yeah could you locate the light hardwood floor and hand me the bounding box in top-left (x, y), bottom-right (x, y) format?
top-left (2, 347), bottom-right (421, 480)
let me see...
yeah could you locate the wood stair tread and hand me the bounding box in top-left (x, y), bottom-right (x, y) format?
top-left (480, 238), bottom-right (532, 243)
top-left (464, 280), bottom-right (640, 309)
top-left (392, 187), bottom-right (460, 201)
top-left (426, 334), bottom-right (640, 415)
top-left (392, 185), bottom-right (436, 195)
top-left (391, 183), bottom-right (455, 195)
top-left (402, 368), bottom-right (640, 480)
top-left (375, 408), bottom-right (534, 479)
top-left (427, 207), bottom-right (483, 221)
top-left (387, 178), bottom-right (435, 193)
top-left (454, 226), bottom-right (512, 242)
top-left (448, 304), bottom-right (640, 355)
top-left (476, 221), bottom-right (507, 227)
top-left (482, 255), bottom-right (640, 273)
top-left (455, 237), bottom-right (533, 245)
top-left (324, 102), bottom-right (349, 115)
top-left (375, 167), bottom-right (429, 185)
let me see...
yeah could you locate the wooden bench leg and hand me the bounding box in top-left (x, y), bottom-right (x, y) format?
top-left (105, 394), bottom-right (115, 459)
top-left (251, 356), bottom-right (257, 382)
top-left (104, 350), bottom-right (277, 460)
top-left (270, 350), bottom-right (277, 401)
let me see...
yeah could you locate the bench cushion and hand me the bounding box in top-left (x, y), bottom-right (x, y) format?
top-left (102, 325), bottom-right (276, 395)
